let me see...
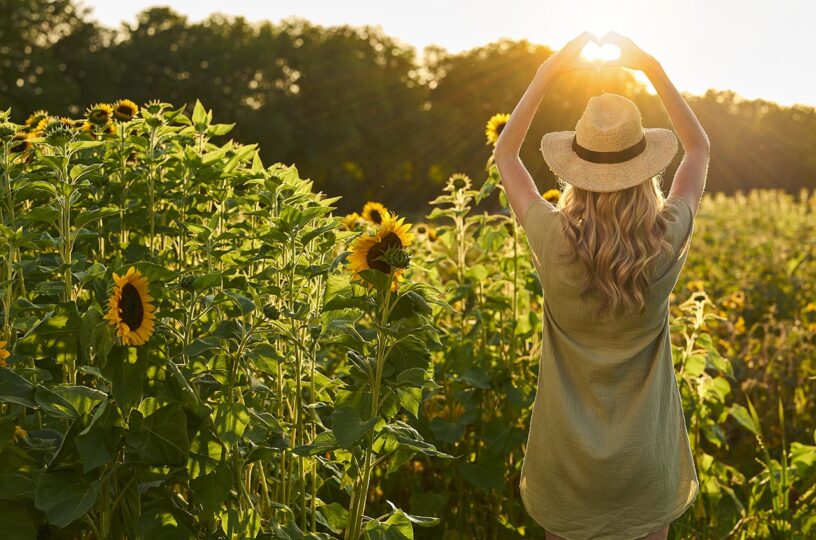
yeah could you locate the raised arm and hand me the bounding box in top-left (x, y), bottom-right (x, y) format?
top-left (494, 32), bottom-right (597, 225)
top-left (601, 32), bottom-right (710, 216)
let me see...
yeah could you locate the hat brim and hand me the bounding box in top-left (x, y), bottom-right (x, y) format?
top-left (540, 128), bottom-right (678, 192)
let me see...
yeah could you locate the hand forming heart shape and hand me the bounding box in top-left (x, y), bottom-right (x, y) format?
top-left (579, 41), bottom-right (622, 64)
top-left (545, 31), bottom-right (648, 75)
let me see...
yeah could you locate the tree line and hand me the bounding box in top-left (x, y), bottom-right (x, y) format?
top-left (3, 0), bottom-right (814, 214)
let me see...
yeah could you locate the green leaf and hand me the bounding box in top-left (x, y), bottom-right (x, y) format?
top-left (319, 502), bottom-right (349, 534)
top-left (222, 290), bottom-right (255, 316)
top-left (683, 353), bottom-right (707, 378)
top-left (192, 272), bottom-right (222, 291)
top-left (54, 385), bottom-right (106, 416)
top-left (211, 402), bottom-right (250, 445)
top-left (191, 99), bottom-right (208, 126)
top-left (189, 462), bottom-right (232, 511)
top-left (457, 459), bottom-right (505, 491)
top-left (331, 406), bottom-right (379, 449)
top-left (292, 431), bottom-right (339, 457)
top-left (0, 500), bottom-right (37, 539)
top-left (117, 261), bottom-right (177, 283)
top-left (363, 509), bottom-right (414, 540)
top-left (729, 403), bottom-right (758, 435)
top-left (75, 400), bottom-right (125, 472)
top-left (220, 508), bottom-right (262, 539)
top-left (34, 471), bottom-right (100, 528)
top-left (104, 346), bottom-right (148, 411)
top-left (35, 385), bottom-right (79, 419)
top-left (126, 403), bottom-right (190, 466)
top-left (74, 207), bottom-right (119, 229)
top-left (0, 367), bottom-right (35, 407)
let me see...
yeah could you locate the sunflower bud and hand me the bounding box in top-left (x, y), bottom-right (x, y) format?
top-left (262, 303), bottom-right (280, 321)
top-left (379, 244), bottom-right (411, 270)
top-left (0, 123), bottom-right (16, 140)
top-left (179, 273), bottom-right (196, 291)
top-left (42, 118), bottom-right (74, 144)
top-left (445, 173), bottom-right (473, 193)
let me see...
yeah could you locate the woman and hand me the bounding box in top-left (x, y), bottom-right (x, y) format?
top-left (494, 32), bottom-right (710, 540)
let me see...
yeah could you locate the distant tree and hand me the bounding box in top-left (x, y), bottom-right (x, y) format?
top-left (1, 1), bottom-right (814, 212)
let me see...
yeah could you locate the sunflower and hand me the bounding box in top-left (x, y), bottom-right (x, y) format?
top-left (0, 340), bottom-right (10, 367)
top-left (0, 122), bottom-right (16, 140)
top-left (444, 173), bottom-right (472, 193)
top-left (24, 110), bottom-right (49, 129)
top-left (414, 223), bottom-right (438, 242)
top-left (348, 210), bottom-right (415, 290)
top-left (86, 103), bottom-right (114, 126)
top-left (113, 99), bottom-right (139, 121)
top-left (101, 120), bottom-right (117, 135)
top-left (12, 426), bottom-right (26, 443)
top-left (542, 189), bottom-right (561, 204)
top-left (341, 212), bottom-right (363, 231)
top-left (361, 201), bottom-right (388, 225)
top-left (103, 266), bottom-right (156, 346)
top-left (9, 132), bottom-right (32, 154)
top-left (485, 112), bottom-right (510, 146)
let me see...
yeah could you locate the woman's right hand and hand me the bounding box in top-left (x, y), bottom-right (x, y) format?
top-left (599, 31), bottom-right (656, 72)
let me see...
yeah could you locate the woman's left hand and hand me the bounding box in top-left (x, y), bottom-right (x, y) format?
top-left (542, 32), bottom-right (599, 76)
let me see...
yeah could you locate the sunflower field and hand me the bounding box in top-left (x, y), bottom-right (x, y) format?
top-left (0, 101), bottom-right (813, 540)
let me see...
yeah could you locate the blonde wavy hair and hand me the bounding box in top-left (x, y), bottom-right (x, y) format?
top-left (552, 174), bottom-right (675, 320)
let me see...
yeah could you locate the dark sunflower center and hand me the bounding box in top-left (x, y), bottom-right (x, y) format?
top-left (120, 283), bottom-right (144, 330)
top-left (370, 210), bottom-right (382, 224)
top-left (496, 122), bottom-right (506, 135)
top-left (366, 232), bottom-right (402, 273)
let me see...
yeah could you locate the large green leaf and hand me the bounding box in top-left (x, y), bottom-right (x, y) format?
top-left (0, 501), bottom-right (37, 539)
top-left (126, 403), bottom-right (190, 466)
top-left (0, 367), bottom-right (35, 407)
top-left (75, 400), bottom-right (125, 472)
top-left (34, 471), bottom-right (100, 528)
top-left (211, 402), bottom-right (250, 445)
top-left (104, 346), bottom-right (148, 411)
top-left (331, 406), bottom-right (379, 449)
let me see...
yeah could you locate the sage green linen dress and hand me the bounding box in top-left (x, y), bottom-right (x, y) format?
top-left (518, 193), bottom-right (700, 540)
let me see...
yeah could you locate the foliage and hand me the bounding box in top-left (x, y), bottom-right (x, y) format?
top-left (0, 97), bottom-right (813, 540)
top-left (2, 1), bottom-right (816, 214)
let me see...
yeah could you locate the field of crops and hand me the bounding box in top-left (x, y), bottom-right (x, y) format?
top-left (0, 101), bottom-right (813, 539)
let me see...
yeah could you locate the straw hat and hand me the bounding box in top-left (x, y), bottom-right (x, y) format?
top-left (540, 93), bottom-right (678, 192)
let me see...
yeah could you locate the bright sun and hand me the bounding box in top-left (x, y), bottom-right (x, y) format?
top-left (579, 42), bottom-right (621, 64)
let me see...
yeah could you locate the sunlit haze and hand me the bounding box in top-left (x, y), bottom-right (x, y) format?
top-left (78, 0), bottom-right (814, 107)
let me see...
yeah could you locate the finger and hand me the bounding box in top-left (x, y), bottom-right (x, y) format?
top-left (569, 31), bottom-right (596, 51)
top-left (601, 31), bottom-right (625, 46)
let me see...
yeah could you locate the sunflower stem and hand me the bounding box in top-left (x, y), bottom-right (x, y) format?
top-left (346, 268), bottom-right (395, 540)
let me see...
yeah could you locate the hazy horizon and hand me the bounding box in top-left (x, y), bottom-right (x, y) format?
top-left (76, 0), bottom-right (815, 108)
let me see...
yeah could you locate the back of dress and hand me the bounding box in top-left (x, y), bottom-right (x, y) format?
top-left (518, 193), bottom-right (700, 540)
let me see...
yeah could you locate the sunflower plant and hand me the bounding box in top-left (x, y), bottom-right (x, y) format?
top-left (290, 209), bottom-right (454, 540)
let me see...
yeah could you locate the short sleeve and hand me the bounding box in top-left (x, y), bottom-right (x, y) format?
top-left (522, 197), bottom-right (560, 261)
top-left (661, 194), bottom-right (695, 262)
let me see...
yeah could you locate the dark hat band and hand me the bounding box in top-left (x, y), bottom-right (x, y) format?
top-left (571, 134), bottom-right (647, 164)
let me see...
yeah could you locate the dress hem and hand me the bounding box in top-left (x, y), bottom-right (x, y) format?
top-left (520, 477), bottom-right (700, 540)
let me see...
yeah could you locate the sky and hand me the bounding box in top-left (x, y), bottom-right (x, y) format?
top-left (78, 0), bottom-right (815, 107)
